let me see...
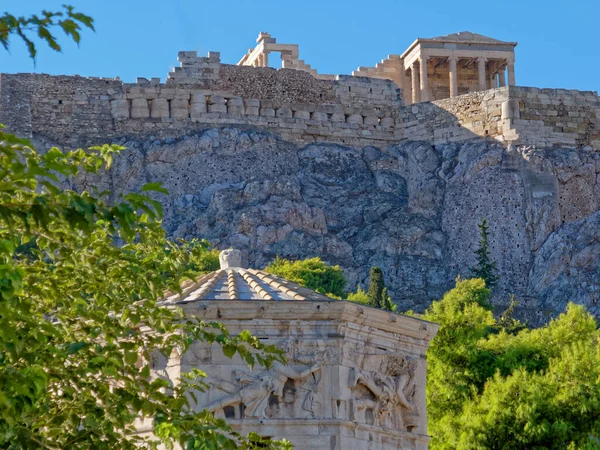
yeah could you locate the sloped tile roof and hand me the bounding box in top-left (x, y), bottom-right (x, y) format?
top-left (164, 268), bottom-right (333, 302)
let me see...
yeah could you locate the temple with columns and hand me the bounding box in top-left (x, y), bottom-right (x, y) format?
top-left (238, 31), bottom-right (517, 105)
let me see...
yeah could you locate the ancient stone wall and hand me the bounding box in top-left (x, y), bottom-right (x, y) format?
top-left (2, 66), bottom-right (598, 151)
top-left (506, 86), bottom-right (600, 148)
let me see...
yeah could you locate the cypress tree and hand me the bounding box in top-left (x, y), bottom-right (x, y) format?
top-left (367, 266), bottom-right (385, 308)
top-left (470, 218), bottom-right (499, 289)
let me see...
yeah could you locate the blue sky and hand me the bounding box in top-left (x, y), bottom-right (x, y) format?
top-left (2, 1), bottom-right (598, 92)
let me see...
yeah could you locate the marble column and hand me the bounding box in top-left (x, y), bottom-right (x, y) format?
top-left (448, 56), bottom-right (459, 98)
top-left (411, 62), bottom-right (420, 104)
top-left (507, 58), bottom-right (516, 85)
top-left (419, 56), bottom-right (429, 102)
top-left (498, 66), bottom-right (506, 87)
top-left (477, 57), bottom-right (488, 91)
top-left (262, 51), bottom-right (269, 67)
top-left (403, 69), bottom-right (413, 105)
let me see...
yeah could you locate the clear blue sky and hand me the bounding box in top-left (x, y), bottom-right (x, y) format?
top-left (2, 0), bottom-right (598, 92)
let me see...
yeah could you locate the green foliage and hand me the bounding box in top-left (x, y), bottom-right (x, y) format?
top-left (424, 277), bottom-right (495, 432)
top-left (264, 256), bottom-right (346, 298)
top-left (183, 245), bottom-right (220, 274)
top-left (381, 287), bottom-right (397, 312)
top-left (0, 128), bottom-right (288, 449)
top-left (366, 267), bottom-right (396, 311)
top-left (496, 294), bottom-right (526, 334)
top-left (425, 277), bottom-right (600, 450)
top-left (470, 218), bottom-right (499, 289)
top-left (0, 5), bottom-right (94, 60)
top-left (346, 286), bottom-right (370, 305)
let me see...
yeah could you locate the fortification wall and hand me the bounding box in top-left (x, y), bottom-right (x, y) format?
top-left (167, 51), bottom-right (401, 109)
top-left (1, 59), bottom-right (598, 151)
top-left (504, 86), bottom-right (600, 149)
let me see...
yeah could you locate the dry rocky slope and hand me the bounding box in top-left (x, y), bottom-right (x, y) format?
top-left (83, 128), bottom-right (599, 325)
top-left (2, 60), bottom-right (599, 324)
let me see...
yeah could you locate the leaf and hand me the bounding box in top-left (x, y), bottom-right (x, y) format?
top-left (142, 182), bottom-right (169, 195)
top-left (222, 344), bottom-right (236, 359)
top-left (66, 341), bottom-right (86, 354)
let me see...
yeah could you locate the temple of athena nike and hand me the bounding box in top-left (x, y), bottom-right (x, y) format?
top-left (238, 31), bottom-right (517, 104)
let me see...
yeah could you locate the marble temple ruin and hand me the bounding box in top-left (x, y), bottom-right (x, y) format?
top-left (239, 31), bottom-right (517, 104)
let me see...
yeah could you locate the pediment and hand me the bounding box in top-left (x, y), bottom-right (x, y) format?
top-left (430, 31), bottom-right (511, 44)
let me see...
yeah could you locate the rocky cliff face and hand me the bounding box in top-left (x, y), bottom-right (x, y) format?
top-left (75, 127), bottom-right (600, 324)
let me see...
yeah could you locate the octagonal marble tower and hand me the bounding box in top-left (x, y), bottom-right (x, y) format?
top-left (159, 250), bottom-right (439, 449)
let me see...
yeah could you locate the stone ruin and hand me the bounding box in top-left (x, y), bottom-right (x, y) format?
top-left (240, 31), bottom-right (517, 105)
top-left (146, 249), bottom-right (438, 449)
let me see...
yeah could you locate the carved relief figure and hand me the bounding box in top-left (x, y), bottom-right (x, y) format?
top-left (350, 356), bottom-right (420, 431)
top-left (205, 340), bottom-right (322, 419)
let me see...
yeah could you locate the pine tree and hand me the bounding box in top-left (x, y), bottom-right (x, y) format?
top-left (471, 218), bottom-right (499, 289)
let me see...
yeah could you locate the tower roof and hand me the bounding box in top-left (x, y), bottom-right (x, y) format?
top-left (163, 249), bottom-right (332, 303)
top-left (164, 267), bottom-right (333, 303)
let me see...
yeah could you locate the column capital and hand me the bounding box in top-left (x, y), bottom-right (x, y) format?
top-left (506, 56), bottom-right (516, 64)
top-left (447, 55), bottom-right (459, 62)
top-left (420, 54), bottom-right (429, 63)
top-left (477, 56), bottom-right (488, 63)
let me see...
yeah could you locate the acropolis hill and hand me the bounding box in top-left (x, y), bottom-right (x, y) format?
top-left (1, 31), bottom-right (599, 324)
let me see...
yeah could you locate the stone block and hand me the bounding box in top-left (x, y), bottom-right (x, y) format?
top-left (380, 117), bottom-right (394, 128)
top-left (110, 99), bottom-right (129, 119)
top-left (171, 98), bottom-right (189, 119)
top-left (293, 110), bottom-right (311, 120)
top-left (207, 95), bottom-right (227, 114)
top-left (130, 98), bottom-right (149, 118)
top-left (311, 111), bottom-right (327, 121)
top-left (190, 92), bottom-right (207, 110)
top-left (346, 114), bottom-right (363, 125)
top-left (260, 108), bottom-right (275, 117)
top-left (330, 113), bottom-right (345, 123)
top-left (276, 107), bottom-right (293, 118)
top-left (363, 116), bottom-right (379, 126)
top-left (150, 98), bottom-right (169, 118)
top-left (245, 99), bottom-right (260, 116)
top-left (227, 97), bottom-right (244, 115)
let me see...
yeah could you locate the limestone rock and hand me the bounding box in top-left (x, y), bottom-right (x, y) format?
top-left (74, 128), bottom-right (600, 325)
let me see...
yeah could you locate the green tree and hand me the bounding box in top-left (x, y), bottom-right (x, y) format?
top-left (367, 266), bottom-right (385, 308)
top-left (0, 129), bottom-right (288, 449)
top-left (264, 256), bottom-right (346, 298)
top-left (424, 277), bottom-right (495, 441)
top-left (366, 267), bottom-right (396, 311)
top-left (1, 5), bottom-right (94, 60)
top-left (470, 218), bottom-right (499, 289)
top-left (424, 277), bottom-right (600, 450)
